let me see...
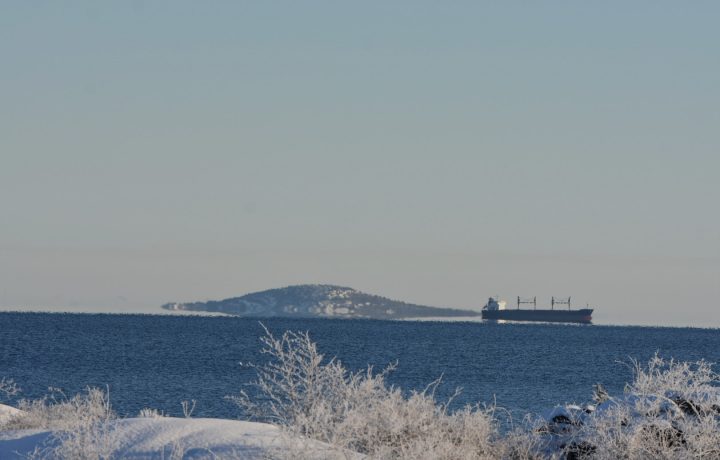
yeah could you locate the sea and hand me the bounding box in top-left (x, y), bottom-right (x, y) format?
top-left (2, 312), bottom-right (719, 421)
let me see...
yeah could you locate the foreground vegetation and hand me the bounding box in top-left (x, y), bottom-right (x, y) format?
top-left (2, 327), bottom-right (720, 459)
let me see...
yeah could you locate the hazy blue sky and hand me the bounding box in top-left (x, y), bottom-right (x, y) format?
top-left (2, 2), bottom-right (718, 326)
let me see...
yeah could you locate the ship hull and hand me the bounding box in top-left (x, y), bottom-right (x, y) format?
top-left (481, 308), bottom-right (593, 324)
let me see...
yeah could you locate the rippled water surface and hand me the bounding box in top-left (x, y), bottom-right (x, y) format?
top-left (2, 313), bottom-right (719, 419)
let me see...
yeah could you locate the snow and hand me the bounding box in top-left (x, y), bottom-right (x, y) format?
top-left (0, 404), bottom-right (22, 426)
top-left (0, 405), bottom-right (356, 459)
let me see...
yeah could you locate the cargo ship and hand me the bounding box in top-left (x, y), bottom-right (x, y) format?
top-left (481, 296), bottom-right (593, 324)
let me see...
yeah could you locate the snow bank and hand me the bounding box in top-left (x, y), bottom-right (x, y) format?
top-left (0, 404), bottom-right (22, 426)
top-left (0, 415), bottom-right (354, 459)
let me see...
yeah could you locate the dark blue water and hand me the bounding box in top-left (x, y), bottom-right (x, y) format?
top-left (2, 313), bottom-right (719, 420)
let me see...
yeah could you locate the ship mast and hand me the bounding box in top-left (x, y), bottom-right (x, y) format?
top-left (552, 296), bottom-right (572, 311)
top-left (517, 296), bottom-right (537, 310)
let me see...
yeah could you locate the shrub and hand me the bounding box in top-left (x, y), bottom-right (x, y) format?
top-left (229, 325), bottom-right (541, 459)
top-left (138, 407), bottom-right (166, 418)
top-left (6, 387), bottom-right (120, 460)
top-left (0, 378), bottom-right (19, 400)
top-left (558, 354), bottom-right (720, 459)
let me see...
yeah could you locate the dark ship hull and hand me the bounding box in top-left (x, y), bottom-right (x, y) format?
top-left (481, 308), bottom-right (593, 324)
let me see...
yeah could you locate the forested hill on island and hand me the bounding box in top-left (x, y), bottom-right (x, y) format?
top-left (162, 284), bottom-right (479, 320)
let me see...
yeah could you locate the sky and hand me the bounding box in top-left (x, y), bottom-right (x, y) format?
top-left (1, 2), bottom-right (719, 327)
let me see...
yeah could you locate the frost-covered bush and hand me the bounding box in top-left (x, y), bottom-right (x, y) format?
top-left (5, 387), bottom-right (120, 460)
top-left (0, 377), bottom-right (19, 400)
top-left (5, 387), bottom-right (114, 431)
top-left (541, 354), bottom-right (720, 459)
top-left (138, 407), bottom-right (166, 418)
top-left (229, 325), bottom-right (541, 459)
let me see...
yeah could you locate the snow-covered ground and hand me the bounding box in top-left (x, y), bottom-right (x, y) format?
top-left (0, 405), bottom-right (353, 459)
top-left (0, 404), bottom-right (22, 426)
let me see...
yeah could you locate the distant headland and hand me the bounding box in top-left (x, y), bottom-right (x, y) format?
top-left (162, 284), bottom-right (479, 320)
